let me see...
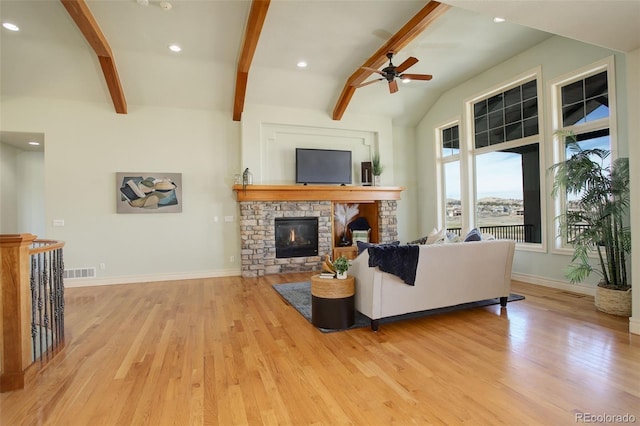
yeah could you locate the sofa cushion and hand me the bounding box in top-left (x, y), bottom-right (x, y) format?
top-left (464, 228), bottom-right (482, 242)
top-left (356, 240), bottom-right (400, 255)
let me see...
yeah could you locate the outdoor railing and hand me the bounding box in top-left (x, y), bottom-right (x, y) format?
top-left (447, 224), bottom-right (536, 243)
top-left (0, 234), bottom-right (65, 392)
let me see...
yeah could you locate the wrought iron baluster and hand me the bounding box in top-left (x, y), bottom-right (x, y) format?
top-left (30, 255), bottom-right (37, 362)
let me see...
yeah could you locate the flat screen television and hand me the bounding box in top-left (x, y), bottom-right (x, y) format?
top-left (295, 148), bottom-right (352, 185)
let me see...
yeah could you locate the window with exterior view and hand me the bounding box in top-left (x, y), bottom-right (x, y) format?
top-left (471, 78), bottom-right (542, 244)
top-left (553, 64), bottom-right (612, 248)
top-left (438, 123), bottom-right (462, 231)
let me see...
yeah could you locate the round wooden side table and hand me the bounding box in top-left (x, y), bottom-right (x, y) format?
top-left (310, 275), bottom-right (355, 329)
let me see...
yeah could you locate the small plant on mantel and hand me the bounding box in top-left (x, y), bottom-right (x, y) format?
top-left (372, 152), bottom-right (384, 177)
top-left (372, 151), bottom-right (384, 186)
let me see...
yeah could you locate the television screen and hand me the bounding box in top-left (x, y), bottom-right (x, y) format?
top-left (296, 148), bottom-right (352, 185)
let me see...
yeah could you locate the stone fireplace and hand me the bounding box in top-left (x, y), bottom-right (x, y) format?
top-left (234, 185), bottom-right (404, 278)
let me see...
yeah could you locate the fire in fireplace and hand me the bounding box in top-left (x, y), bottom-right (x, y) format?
top-left (275, 217), bottom-right (319, 258)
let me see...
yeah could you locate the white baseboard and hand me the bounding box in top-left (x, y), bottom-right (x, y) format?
top-left (511, 272), bottom-right (596, 296)
top-left (630, 317), bottom-right (640, 335)
top-left (63, 268), bottom-right (242, 288)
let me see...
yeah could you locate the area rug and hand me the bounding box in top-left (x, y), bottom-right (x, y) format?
top-left (272, 281), bottom-right (524, 333)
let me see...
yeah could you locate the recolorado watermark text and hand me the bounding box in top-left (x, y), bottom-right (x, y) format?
top-left (575, 412), bottom-right (636, 423)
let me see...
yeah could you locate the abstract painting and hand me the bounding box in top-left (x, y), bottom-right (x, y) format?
top-left (116, 172), bottom-right (182, 213)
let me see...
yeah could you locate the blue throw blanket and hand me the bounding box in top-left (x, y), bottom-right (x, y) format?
top-left (367, 245), bottom-right (420, 285)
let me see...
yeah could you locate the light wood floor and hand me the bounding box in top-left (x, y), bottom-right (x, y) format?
top-left (2, 273), bottom-right (639, 425)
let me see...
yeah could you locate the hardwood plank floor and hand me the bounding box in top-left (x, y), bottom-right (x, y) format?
top-left (1, 274), bottom-right (639, 425)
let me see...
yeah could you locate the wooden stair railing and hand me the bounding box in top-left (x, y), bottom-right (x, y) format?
top-left (1, 234), bottom-right (66, 392)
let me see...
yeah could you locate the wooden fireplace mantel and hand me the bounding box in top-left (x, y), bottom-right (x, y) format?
top-left (232, 184), bottom-right (404, 202)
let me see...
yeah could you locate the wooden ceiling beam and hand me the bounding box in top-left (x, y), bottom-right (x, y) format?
top-left (60, 0), bottom-right (127, 114)
top-left (332, 1), bottom-right (450, 121)
top-left (233, 0), bottom-right (271, 121)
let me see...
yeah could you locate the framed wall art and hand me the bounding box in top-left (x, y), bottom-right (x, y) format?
top-left (116, 172), bottom-right (182, 213)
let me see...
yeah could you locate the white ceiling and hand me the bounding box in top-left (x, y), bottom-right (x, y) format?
top-left (1, 0), bottom-right (638, 150)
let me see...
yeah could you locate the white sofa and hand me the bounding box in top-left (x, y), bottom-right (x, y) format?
top-left (349, 239), bottom-right (516, 330)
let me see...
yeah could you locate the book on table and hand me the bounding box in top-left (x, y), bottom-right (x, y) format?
top-left (319, 273), bottom-right (335, 279)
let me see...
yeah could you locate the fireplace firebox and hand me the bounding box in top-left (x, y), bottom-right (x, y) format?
top-left (275, 217), bottom-right (319, 258)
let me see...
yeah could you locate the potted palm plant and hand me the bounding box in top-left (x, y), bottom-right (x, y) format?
top-left (549, 131), bottom-right (631, 316)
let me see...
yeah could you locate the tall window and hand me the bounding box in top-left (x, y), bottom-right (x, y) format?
top-left (438, 124), bottom-right (461, 230)
top-left (553, 64), bottom-right (612, 248)
top-left (471, 77), bottom-right (542, 244)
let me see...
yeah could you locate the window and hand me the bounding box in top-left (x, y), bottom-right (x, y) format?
top-left (470, 77), bottom-right (542, 244)
top-left (437, 123), bottom-right (462, 231)
top-left (474, 80), bottom-right (538, 148)
top-left (475, 144), bottom-right (541, 243)
top-left (552, 61), bottom-right (613, 249)
top-left (561, 71), bottom-right (608, 126)
top-left (564, 129), bottom-right (610, 244)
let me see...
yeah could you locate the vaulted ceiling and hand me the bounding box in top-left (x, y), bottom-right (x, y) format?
top-left (1, 0), bottom-right (638, 145)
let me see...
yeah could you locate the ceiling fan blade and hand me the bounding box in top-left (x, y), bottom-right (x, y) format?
top-left (360, 66), bottom-right (385, 76)
top-left (400, 73), bottom-right (433, 81)
top-left (395, 57), bottom-right (418, 73)
top-left (353, 78), bottom-right (384, 88)
top-left (389, 79), bottom-right (398, 94)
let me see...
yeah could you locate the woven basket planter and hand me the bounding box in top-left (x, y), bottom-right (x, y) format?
top-left (595, 285), bottom-right (632, 317)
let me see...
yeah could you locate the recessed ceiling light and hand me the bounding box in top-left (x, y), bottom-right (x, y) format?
top-left (28, 141), bottom-right (40, 146)
top-left (168, 44), bottom-right (181, 52)
top-left (493, 17), bottom-right (506, 23)
top-left (297, 61), bottom-right (307, 68)
top-left (2, 22), bottom-right (20, 32)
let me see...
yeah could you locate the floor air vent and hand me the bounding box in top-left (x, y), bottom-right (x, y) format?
top-left (63, 267), bottom-right (96, 279)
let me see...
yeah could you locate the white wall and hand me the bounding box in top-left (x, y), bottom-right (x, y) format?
top-left (1, 96), bottom-right (242, 285)
top-left (392, 125), bottom-right (419, 243)
top-left (626, 48), bottom-right (640, 334)
top-left (0, 143), bottom-right (45, 236)
top-left (17, 151), bottom-right (45, 238)
top-left (241, 104), bottom-right (396, 185)
top-left (416, 36), bottom-right (631, 292)
top-left (0, 142), bottom-right (19, 233)
top-left (0, 96), bottom-right (415, 285)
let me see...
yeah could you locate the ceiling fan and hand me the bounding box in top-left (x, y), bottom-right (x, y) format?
top-left (354, 51), bottom-right (432, 94)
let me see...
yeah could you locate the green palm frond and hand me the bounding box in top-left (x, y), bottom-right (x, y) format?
top-left (550, 130), bottom-right (631, 290)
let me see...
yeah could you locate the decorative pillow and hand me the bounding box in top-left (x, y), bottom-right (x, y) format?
top-left (433, 230), bottom-right (462, 244)
top-left (356, 240), bottom-right (400, 255)
top-left (481, 233), bottom-right (495, 240)
top-left (464, 228), bottom-right (482, 242)
top-left (407, 235), bottom-right (428, 245)
top-left (426, 228), bottom-right (445, 245)
top-left (352, 229), bottom-right (370, 244)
